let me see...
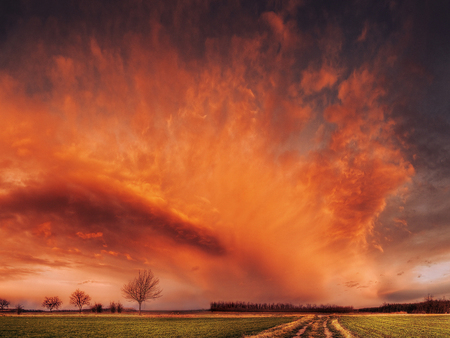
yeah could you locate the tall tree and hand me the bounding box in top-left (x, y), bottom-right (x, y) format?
top-left (42, 296), bottom-right (62, 312)
top-left (69, 289), bottom-right (91, 313)
top-left (122, 269), bottom-right (162, 315)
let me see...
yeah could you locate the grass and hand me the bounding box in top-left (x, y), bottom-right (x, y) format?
top-left (339, 315), bottom-right (450, 338)
top-left (4, 313), bottom-right (450, 337)
top-left (0, 315), bottom-right (298, 338)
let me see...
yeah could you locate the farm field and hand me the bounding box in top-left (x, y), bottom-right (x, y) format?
top-left (339, 314), bottom-right (450, 338)
top-left (2, 313), bottom-right (450, 337)
top-left (0, 315), bottom-right (298, 338)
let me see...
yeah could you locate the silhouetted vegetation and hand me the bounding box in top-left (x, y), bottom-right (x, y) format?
top-left (210, 301), bottom-right (353, 313)
top-left (70, 289), bottom-right (91, 313)
top-left (0, 270), bottom-right (162, 315)
top-left (91, 303), bottom-right (103, 313)
top-left (0, 298), bottom-right (10, 311)
top-left (16, 304), bottom-right (24, 315)
top-left (108, 301), bottom-right (123, 313)
top-left (359, 296), bottom-right (450, 314)
top-left (42, 296), bottom-right (63, 312)
top-left (122, 269), bottom-right (162, 315)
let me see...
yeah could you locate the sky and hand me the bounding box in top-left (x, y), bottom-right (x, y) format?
top-left (1, 0), bottom-right (450, 311)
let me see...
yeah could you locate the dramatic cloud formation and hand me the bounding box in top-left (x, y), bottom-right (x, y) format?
top-left (1, 0), bottom-right (450, 310)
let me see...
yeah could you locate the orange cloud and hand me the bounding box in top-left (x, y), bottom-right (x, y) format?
top-left (301, 65), bottom-right (339, 94)
top-left (77, 232), bottom-right (103, 239)
top-left (2, 0), bottom-right (444, 310)
top-left (34, 222), bottom-right (52, 238)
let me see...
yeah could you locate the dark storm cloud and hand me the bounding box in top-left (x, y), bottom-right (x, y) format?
top-left (395, 112), bottom-right (450, 179)
top-left (380, 280), bottom-right (450, 303)
top-left (0, 181), bottom-right (225, 255)
top-left (387, 1), bottom-right (450, 167)
top-left (379, 288), bottom-right (426, 303)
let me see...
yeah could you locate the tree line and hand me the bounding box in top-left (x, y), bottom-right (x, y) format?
top-left (210, 301), bottom-right (353, 313)
top-left (0, 269), bottom-right (162, 315)
top-left (359, 295), bottom-right (450, 314)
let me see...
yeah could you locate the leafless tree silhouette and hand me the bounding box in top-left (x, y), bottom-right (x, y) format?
top-left (69, 289), bottom-right (91, 313)
top-left (0, 298), bottom-right (10, 311)
top-left (122, 269), bottom-right (162, 315)
top-left (16, 304), bottom-right (24, 314)
top-left (42, 296), bottom-right (62, 312)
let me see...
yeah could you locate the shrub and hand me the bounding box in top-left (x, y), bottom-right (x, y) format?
top-left (91, 303), bottom-right (103, 313)
top-left (16, 304), bottom-right (24, 315)
top-left (110, 301), bottom-right (116, 313)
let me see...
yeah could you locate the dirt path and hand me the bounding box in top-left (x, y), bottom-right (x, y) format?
top-left (323, 317), bottom-right (333, 338)
top-left (294, 315), bottom-right (328, 337)
top-left (293, 315), bottom-right (349, 338)
top-left (329, 317), bottom-right (355, 338)
top-left (293, 320), bottom-right (311, 337)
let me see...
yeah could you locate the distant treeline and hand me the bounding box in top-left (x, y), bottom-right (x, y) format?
top-left (210, 301), bottom-right (353, 313)
top-left (359, 298), bottom-right (450, 314)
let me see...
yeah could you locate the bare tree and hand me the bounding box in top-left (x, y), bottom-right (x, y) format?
top-left (425, 294), bottom-right (434, 302)
top-left (42, 296), bottom-right (62, 312)
top-left (69, 289), bottom-right (91, 313)
top-left (122, 269), bottom-right (162, 315)
top-left (0, 298), bottom-right (10, 311)
top-left (16, 304), bottom-right (24, 315)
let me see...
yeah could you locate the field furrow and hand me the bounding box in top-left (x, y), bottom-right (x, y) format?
top-left (244, 316), bottom-right (311, 338)
top-left (2, 314), bottom-right (450, 337)
top-left (339, 315), bottom-right (450, 338)
top-left (299, 315), bottom-right (327, 338)
top-left (0, 316), bottom-right (297, 338)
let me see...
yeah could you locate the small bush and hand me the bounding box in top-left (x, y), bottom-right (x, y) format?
top-left (110, 302), bottom-right (116, 313)
top-left (16, 304), bottom-right (24, 315)
top-left (91, 303), bottom-right (103, 313)
top-left (117, 302), bottom-right (123, 313)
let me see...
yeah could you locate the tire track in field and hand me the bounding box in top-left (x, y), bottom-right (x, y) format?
top-left (293, 317), bottom-right (315, 337)
top-left (293, 320), bottom-right (311, 337)
top-left (244, 316), bottom-right (313, 338)
top-left (293, 315), bottom-right (355, 338)
top-left (295, 315), bottom-right (328, 337)
top-left (323, 317), bottom-right (332, 338)
top-left (328, 317), bottom-right (355, 338)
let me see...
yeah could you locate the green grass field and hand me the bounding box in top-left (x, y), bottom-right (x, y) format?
top-left (0, 315), bottom-right (298, 338)
top-left (339, 315), bottom-right (450, 338)
top-left (3, 314), bottom-right (450, 337)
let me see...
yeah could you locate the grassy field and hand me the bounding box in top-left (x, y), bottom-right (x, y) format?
top-left (339, 315), bottom-right (450, 337)
top-left (0, 315), bottom-right (299, 338)
top-left (3, 313), bottom-right (450, 337)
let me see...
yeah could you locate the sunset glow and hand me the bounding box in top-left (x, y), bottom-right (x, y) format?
top-left (1, 1), bottom-right (450, 311)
